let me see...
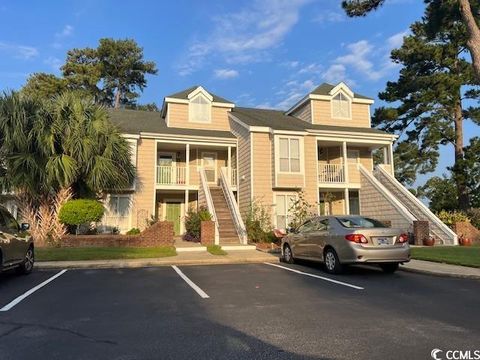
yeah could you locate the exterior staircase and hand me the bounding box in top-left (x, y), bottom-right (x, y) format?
top-left (209, 187), bottom-right (241, 244)
top-left (373, 165), bottom-right (457, 245)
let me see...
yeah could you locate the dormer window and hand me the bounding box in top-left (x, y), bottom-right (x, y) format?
top-left (189, 93), bottom-right (211, 123)
top-left (332, 92), bottom-right (351, 119)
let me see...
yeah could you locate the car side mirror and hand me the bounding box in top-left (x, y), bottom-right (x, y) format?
top-left (20, 223), bottom-right (30, 231)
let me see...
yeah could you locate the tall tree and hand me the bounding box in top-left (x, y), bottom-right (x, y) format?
top-left (61, 38), bottom-right (157, 108)
top-left (417, 175), bottom-right (459, 212)
top-left (21, 73), bottom-right (68, 100)
top-left (342, 0), bottom-right (480, 81)
top-left (372, 20), bottom-right (479, 209)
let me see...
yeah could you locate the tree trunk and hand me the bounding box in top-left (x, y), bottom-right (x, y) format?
top-left (459, 0), bottom-right (480, 82)
top-left (114, 90), bottom-right (121, 109)
top-left (453, 96), bottom-right (469, 210)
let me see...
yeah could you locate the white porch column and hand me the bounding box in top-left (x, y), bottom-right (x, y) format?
top-left (183, 189), bottom-right (189, 235)
top-left (342, 141), bottom-right (349, 183)
top-left (185, 143), bottom-right (190, 185)
top-left (227, 146), bottom-right (232, 184)
top-left (344, 188), bottom-right (350, 215)
top-left (388, 143), bottom-right (395, 175)
top-left (383, 146), bottom-right (389, 165)
top-left (184, 189), bottom-right (189, 212)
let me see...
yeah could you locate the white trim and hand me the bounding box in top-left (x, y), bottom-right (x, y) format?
top-left (274, 135), bottom-right (305, 175)
top-left (150, 136), bottom-right (236, 146)
top-left (309, 94), bottom-right (374, 104)
top-left (164, 97), bottom-right (189, 104)
top-left (121, 134), bottom-right (140, 139)
top-left (187, 86), bottom-right (213, 101)
top-left (201, 151), bottom-right (217, 183)
top-left (272, 191), bottom-right (298, 229)
top-left (164, 97), bottom-right (235, 108)
top-left (344, 188), bottom-right (350, 215)
top-left (329, 82), bottom-right (354, 98)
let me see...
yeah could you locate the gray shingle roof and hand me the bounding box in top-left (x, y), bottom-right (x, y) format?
top-left (107, 109), bottom-right (236, 139)
top-left (166, 86), bottom-right (233, 104)
top-left (231, 107), bottom-right (389, 134)
top-left (311, 83), bottom-right (373, 100)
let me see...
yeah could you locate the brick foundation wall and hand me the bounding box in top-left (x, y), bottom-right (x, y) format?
top-left (413, 220), bottom-right (430, 245)
top-left (201, 221), bottom-right (215, 246)
top-left (453, 222), bottom-right (480, 244)
top-left (59, 221), bottom-right (174, 248)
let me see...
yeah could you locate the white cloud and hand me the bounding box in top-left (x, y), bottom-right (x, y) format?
top-left (387, 30), bottom-right (408, 49)
top-left (312, 10), bottom-right (345, 24)
top-left (44, 56), bottom-right (62, 71)
top-left (322, 64), bottom-right (356, 87)
top-left (52, 24), bottom-right (74, 48)
top-left (297, 62), bottom-right (323, 74)
top-left (177, 0), bottom-right (310, 76)
top-left (0, 42), bottom-right (38, 59)
top-left (214, 68), bottom-right (239, 79)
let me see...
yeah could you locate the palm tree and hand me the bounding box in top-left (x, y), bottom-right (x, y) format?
top-left (0, 91), bottom-right (135, 200)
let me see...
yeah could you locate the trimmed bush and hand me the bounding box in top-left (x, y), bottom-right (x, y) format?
top-left (59, 199), bottom-right (105, 234)
top-left (126, 228), bottom-right (141, 235)
top-left (436, 210), bottom-right (470, 228)
top-left (184, 206), bottom-right (212, 241)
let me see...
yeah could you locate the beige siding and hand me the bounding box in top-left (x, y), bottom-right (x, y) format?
top-left (303, 136), bottom-right (319, 213)
top-left (359, 173), bottom-right (411, 231)
top-left (291, 101), bottom-right (311, 123)
top-left (312, 100), bottom-right (370, 128)
top-left (167, 102), bottom-right (231, 131)
top-left (230, 119), bottom-right (251, 215)
top-left (131, 138), bottom-right (155, 229)
top-left (251, 132), bottom-right (273, 204)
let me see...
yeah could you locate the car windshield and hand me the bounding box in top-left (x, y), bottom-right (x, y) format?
top-left (336, 217), bottom-right (386, 228)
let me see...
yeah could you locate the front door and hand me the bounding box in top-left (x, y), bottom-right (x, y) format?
top-left (201, 152), bottom-right (217, 183)
top-left (165, 202), bottom-right (181, 235)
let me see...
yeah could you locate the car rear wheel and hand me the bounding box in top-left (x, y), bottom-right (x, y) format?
top-left (282, 244), bottom-right (295, 264)
top-left (324, 248), bottom-right (342, 274)
top-left (380, 263), bottom-right (399, 274)
top-left (17, 247), bottom-right (34, 275)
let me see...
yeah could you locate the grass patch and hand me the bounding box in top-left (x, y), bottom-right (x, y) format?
top-left (207, 245), bottom-right (227, 256)
top-left (36, 246), bottom-right (177, 261)
top-left (411, 245), bottom-right (480, 268)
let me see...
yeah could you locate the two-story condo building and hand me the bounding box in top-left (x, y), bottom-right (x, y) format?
top-left (105, 82), bottom-right (457, 246)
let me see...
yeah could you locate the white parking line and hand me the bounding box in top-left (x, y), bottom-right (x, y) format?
top-left (0, 269), bottom-right (68, 312)
top-left (171, 266), bottom-right (210, 299)
top-left (264, 263), bottom-right (364, 290)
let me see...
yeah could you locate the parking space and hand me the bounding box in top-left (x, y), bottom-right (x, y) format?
top-left (0, 263), bottom-right (479, 359)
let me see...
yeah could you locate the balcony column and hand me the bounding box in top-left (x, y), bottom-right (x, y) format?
top-left (227, 146), bottom-right (232, 184)
top-left (383, 146), bottom-right (389, 165)
top-left (344, 188), bottom-right (350, 215)
top-left (185, 143), bottom-right (190, 185)
top-left (388, 143), bottom-right (395, 175)
top-left (342, 141), bottom-right (349, 183)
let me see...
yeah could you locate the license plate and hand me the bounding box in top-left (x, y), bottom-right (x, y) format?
top-left (376, 237), bottom-right (390, 245)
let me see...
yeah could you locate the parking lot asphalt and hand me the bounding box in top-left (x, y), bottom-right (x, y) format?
top-left (0, 261), bottom-right (479, 360)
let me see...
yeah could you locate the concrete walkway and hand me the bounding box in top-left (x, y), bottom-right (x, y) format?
top-left (400, 259), bottom-right (480, 279)
top-left (36, 250), bottom-right (279, 270)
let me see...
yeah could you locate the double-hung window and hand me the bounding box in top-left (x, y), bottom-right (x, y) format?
top-left (279, 138), bottom-right (300, 173)
top-left (103, 195), bottom-right (131, 233)
top-left (275, 194), bottom-right (297, 230)
top-left (332, 92), bottom-right (351, 119)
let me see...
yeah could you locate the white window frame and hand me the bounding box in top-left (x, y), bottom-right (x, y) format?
top-left (275, 136), bottom-right (304, 174)
top-left (274, 192), bottom-right (298, 230)
top-left (331, 91), bottom-right (352, 120)
top-left (188, 93), bottom-right (212, 124)
top-left (103, 194), bottom-right (132, 233)
top-left (201, 151), bottom-right (217, 183)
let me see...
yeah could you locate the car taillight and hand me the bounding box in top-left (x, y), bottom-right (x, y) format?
top-left (398, 233), bottom-right (408, 243)
top-left (345, 234), bottom-right (368, 244)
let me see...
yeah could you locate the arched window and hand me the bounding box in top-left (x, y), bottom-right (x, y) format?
top-left (189, 93), bottom-right (211, 123)
top-left (331, 92), bottom-right (351, 119)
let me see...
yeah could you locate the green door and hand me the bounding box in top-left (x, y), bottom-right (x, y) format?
top-left (165, 202), bottom-right (181, 235)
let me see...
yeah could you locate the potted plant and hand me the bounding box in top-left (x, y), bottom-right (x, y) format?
top-left (458, 234), bottom-right (472, 246)
top-left (422, 235), bottom-right (435, 246)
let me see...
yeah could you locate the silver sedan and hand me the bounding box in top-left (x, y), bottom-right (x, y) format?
top-left (281, 216), bottom-right (410, 274)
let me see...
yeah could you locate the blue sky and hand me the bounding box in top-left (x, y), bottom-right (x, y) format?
top-left (0, 0), bottom-right (478, 186)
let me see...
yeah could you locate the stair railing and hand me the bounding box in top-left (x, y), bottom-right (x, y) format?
top-left (220, 167), bottom-right (247, 244)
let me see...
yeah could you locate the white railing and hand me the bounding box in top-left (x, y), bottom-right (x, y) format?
top-left (375, 165), bottom-right (458, 245)
top-left (199, 168), bottom-right (220, 244)
top-left (156, 166), bottom-right (186, 185)
top-left (231, 168), bottom-right (237, 187)
top-left (220, 167), bottom-right (247, 244)
top-left (318, 164), bottom-right (345, 183)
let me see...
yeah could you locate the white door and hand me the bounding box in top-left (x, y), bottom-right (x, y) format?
top-left (202, 152), bottom-right (217, 183)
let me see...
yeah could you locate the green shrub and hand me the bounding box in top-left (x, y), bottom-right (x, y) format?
top-left (245, 198), bottom-right (272, 243)
top-left (184, 206), bottom-right (212, 240)
top-left (436, 210), bottom-right (470, 228)
top-left (59, 199), bottom-right (105, 234)
top-left (207, 245), bottom-right (227, 255)
top-left (126, 228), bottom-right (141, 235)
top-left (288, 190), bottom-right (315, 230)
top-left (466, 208), bottom-right (480, 229)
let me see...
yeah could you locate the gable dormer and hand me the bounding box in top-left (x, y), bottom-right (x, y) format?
top-left (287, 82), bottom-right (374, 128)
top-left (162, 86), bottom-right (235, 131)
